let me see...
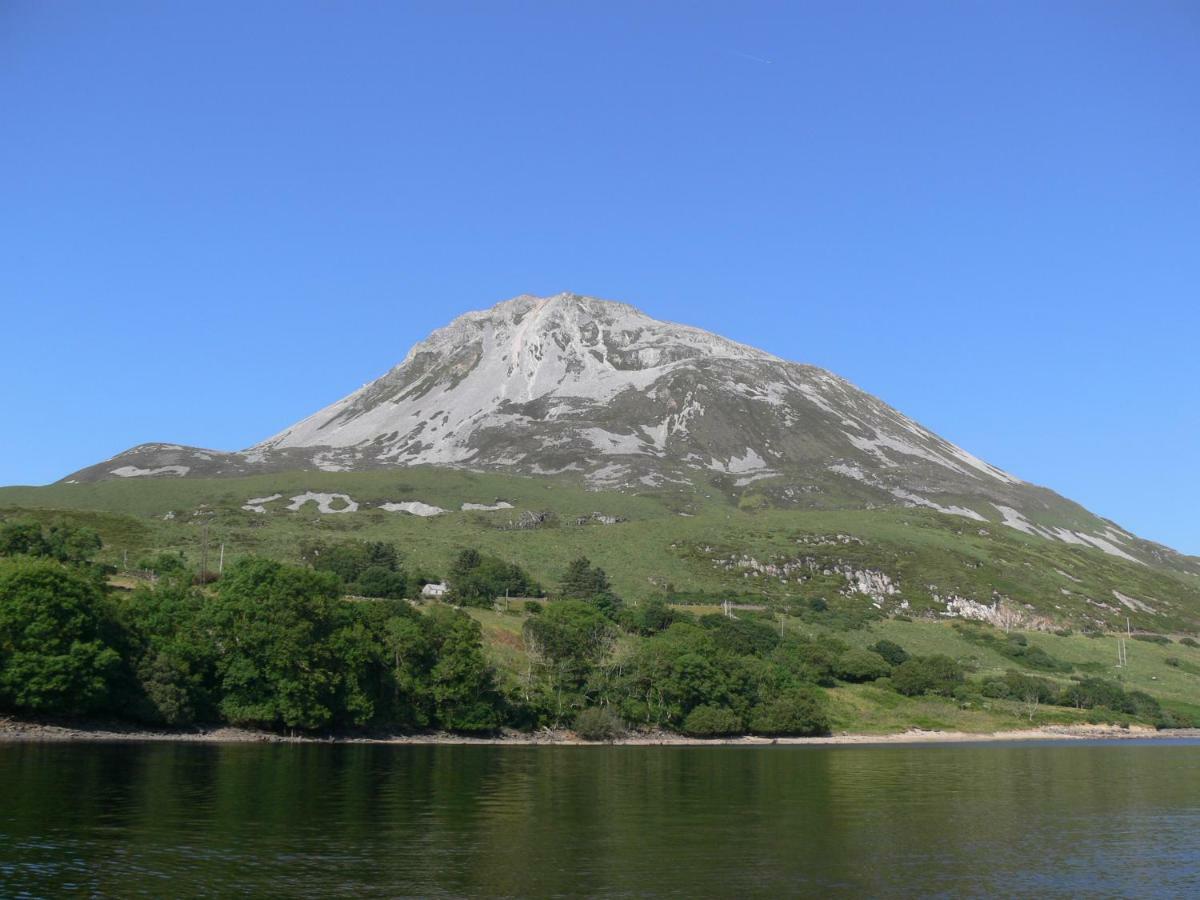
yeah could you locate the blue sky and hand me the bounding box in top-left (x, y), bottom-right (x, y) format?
top-left (1, 2), bottom-right (1197, 554)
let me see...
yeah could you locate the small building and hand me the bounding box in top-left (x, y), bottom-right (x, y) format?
top-left (421, 582), bottom-right (449, 599)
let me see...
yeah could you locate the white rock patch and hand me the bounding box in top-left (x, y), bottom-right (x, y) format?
top-left (242, 494), bottom-right (283, 514)
top-left (380, 501), bottom-right (446, 517)
top-left (461, 501), bottom-right (514, 511)
top-left (287, 492), bottom-right (358, 514)
top-left (1112, 590), bottom-right (1155, 613)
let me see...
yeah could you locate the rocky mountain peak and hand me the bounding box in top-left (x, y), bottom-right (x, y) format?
top-left (57, 292), bottom-right (1200, 575)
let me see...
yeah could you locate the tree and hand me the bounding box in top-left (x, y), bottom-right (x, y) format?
top-left (523, 601), bottom-right (616, 724)
top-left (424, 605), bottom-right (503, 732)
top-left (0, 520), bottom-right (49, 558)
top-left (0, 519), bottom-right (101, 566)
top-left (0, 557), bottom-right (120, 714)
top-left (448, 549), bottom-right (540, 607)
top-left (559, 557), bottom-right (620, 617)
top-left (203, 558), bottom-right (347, 730)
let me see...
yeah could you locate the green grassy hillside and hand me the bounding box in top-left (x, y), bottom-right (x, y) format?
top-left (4, 467), bottom-right (1198, 634)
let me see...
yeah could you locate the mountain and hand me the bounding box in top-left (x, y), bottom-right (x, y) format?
top-left (60, 292), bottom-right (1197, 575)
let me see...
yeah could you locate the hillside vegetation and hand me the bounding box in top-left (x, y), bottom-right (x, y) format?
top-left (1, 471), bottom-right (1198, 739)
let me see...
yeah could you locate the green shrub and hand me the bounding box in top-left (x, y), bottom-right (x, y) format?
top-left (574, 706), bottom-right (625, 741)
top-left (137, 551), bottom-right (189, 576)
top-left (1178, 637), bottom-right (1199, 648)
top-left (890, 655), bottom-right (965, 697)
top-left (700, 615), bottom-right (780, 657)
top-left (748, 687), bottom-right (830, 737)
top-left (1132, 633), bottom-right (1171, 645)
top-left (869, 639), bottom-right (909, 666)
top-left (682, 704), bottom-right (744, 737)
top-left (1165, 657), bottom-right (1182, 668)
top-left (833, 648), bottom-right (891, 683)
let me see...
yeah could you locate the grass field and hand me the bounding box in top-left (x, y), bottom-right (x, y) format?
top-left (4, 467), bottom-right (1198, 634)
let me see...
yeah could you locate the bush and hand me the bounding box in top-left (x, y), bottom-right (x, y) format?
top-left (833, 648), bottom-right (891, 683)
top-left (1061, 678), bottom-right (1134, 713)
top-left (574, 706), bottom-right (625, 741)
top-left (1179, 637), bottom-right (1199, 648)
top-left (1132, 633), bottom-right (1171, 645)
top-left (749, 687), bottom-right (830, 737)
top-left (1165, 657), bottom-right (1182, 668)
top-left (890, 655), bottom-right (965, 697)
top-left (869, 639), bottom-right (909, 666)
top-left (979, 670), bottom-right (1058, 703)
top-left (622, 599), bottom-right (692, 636)
top-left (700, 615), bottom-right (780, 657)
top-left (682, 704), bottom-right (744, 737)
top-left (137, 552), bottom-right (189, 576)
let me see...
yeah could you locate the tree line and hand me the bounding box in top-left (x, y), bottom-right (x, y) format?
top-left (0, 519), bottom-right (1184, 736)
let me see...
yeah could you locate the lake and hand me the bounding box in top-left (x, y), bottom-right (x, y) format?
top-left (2, 740), bottom-right (1198, 897)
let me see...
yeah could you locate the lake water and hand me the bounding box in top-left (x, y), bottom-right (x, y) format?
top-left (2, 740), bottom-right (1198, 897)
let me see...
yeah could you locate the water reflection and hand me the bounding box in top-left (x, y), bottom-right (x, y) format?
top-left (1, 741), bottom-right (1198, 897)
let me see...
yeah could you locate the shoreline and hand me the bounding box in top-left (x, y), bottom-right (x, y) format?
top-left (2, 717), bottom-right (1197, 747)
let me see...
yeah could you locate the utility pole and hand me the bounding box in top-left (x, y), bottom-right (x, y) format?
top-left (218, 543), bottom-right (225, 576)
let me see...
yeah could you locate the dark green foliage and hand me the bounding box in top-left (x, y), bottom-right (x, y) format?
top-left (559, 556), bottom-right (622, 618)
top-left (573, 706), bottom-right (625, 741)
top-left (560, 556), bottom-right (612, 600)
top-left (682, 704), bottom-right (743, 736)
top-left (770, 635), bottom-right (848, 687)
top-left (103, 556), bottom-right (507, 733)
top-left (890, 655), bottom-right (965, 697)
top-left (979, 670), bottom-right (1058, 704)
top-left (620, 598), bottom-right (692, 635)
top-left (0, 518), bottom-right (102, 566)
top-left (1179, 637), bottom-right (1200, 648)
top-left (136, 551), bottom-right (189, 576)
top-left (833, 648), bottom-right (891, 683)
top-left (204, 558), bottom-right (351, 729)
top-left (869, 639), bottom-right (910, 666)
top-left (748, 686), bottom-right (831, 736)
top-left (302, 539), bottom-right (409, 599)
top-left (1060, 677), bottom-right (1150, 715)
top-left (523, 601), bottom-right (617, 724)
top-left (423, 605), bottom-right (503, 732)
top-left (449, 548), bottom-right (540, 607)
top-left (354, 566), bottom-right (408, 600)
top-left (0, 557), bottom-right (120, 714)
top-left (700, 614), bottom-right (781, 657)
top-left (618, 623), bottom-right (751, 728)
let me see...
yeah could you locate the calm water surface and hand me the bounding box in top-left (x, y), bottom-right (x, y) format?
top-left (1, 740), bottom-right (1198, 897)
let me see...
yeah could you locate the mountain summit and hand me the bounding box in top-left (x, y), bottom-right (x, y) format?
top-left (64, 292), bottom-right (1194, 572)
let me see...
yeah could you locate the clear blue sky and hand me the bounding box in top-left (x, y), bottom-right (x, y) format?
top-left (2, 2), bottom-right (1197, 554)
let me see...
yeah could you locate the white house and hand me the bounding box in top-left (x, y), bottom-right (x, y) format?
top-left (421, 582), bottom-right (449, 599)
